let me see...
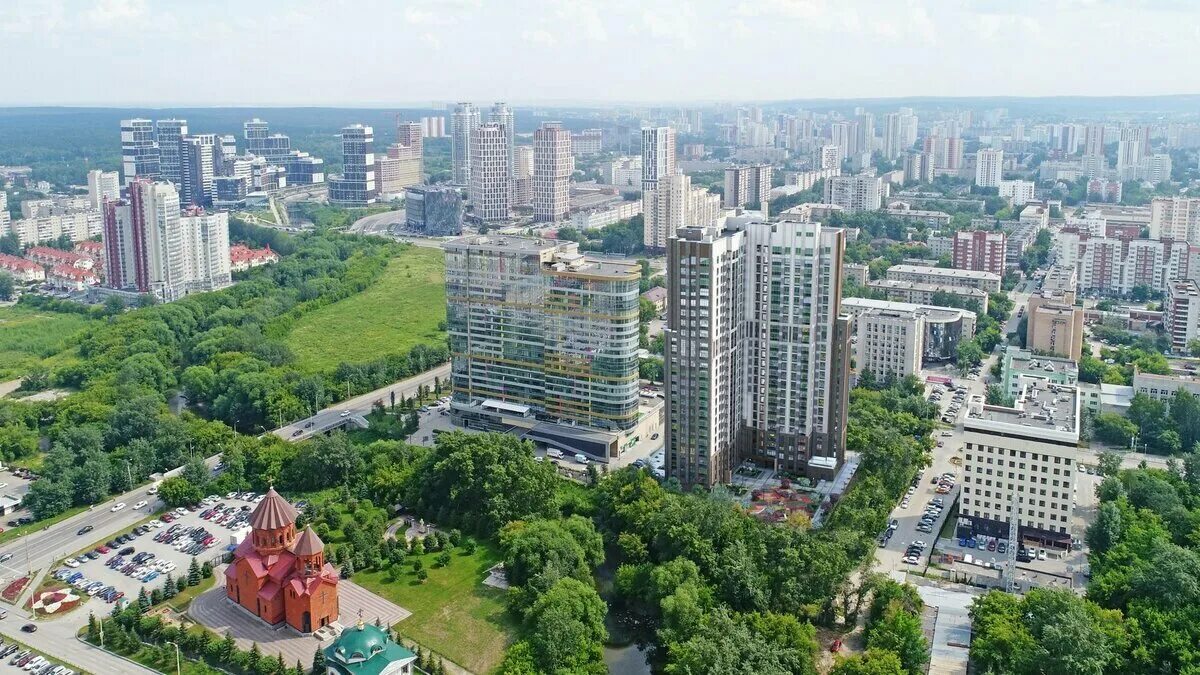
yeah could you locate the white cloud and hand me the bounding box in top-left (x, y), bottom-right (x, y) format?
top-left (421, 32), bottom-right (442, 50)
top-left (521, 28), bottom-right (557, 47)
top-left (555, 0), bottom-right (607, 42)
top-left (0, 0), bottom-right (64, 35)
top-left (85, 0), bottom-right (148, 28)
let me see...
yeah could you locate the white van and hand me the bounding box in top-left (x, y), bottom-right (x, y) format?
top-left (574, 453), bottom-right (589, 465)
top-left (546, 449), bottom-right (564, 459)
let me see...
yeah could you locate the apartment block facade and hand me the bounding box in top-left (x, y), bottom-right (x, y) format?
top-left (952, 230), bottom-right (1007, 276)
top-left (664, 214), bottom-right (851, 488)
top-left (445, 235), bottom-right (641, 434)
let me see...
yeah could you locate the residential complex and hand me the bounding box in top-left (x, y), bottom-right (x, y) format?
top-left (120, 118), bottom-right (159, 184)
top-left (87, 170), bottom-right (120, 210)
top-left (952, 230), bottom-right (1007, 276)
top-left (1149, 197), bottom-right (1200, 242)
top-left (450, 102), bottom-right (480, 185)
top-left (328, 125), bottom-right (376, 207)
top-left (642, 172), bottom-right (721, 251)
top-left (640, 126), bottom-right (676, 194)
top-left (722, 165), bottom-right (772, 213)
top-left (532, 122), bottom-right (572, 222)
top-left (960, 378), bottom-right (1081, 548)
top-left (445, 235), bottom-right (653, 458)
top-left (1164, 279), bottom-right (1200, 352)
top-left (885, 264), bottom-right (1001, 292)
top-left (823, 174), bottom-right (883, 212)
top-left (664, 213), bottom-right (851, 488)
top-left (468, 123), bottom-right (511, 222)
top-left (102, 179), bottom-right (231, 301)
top-left (1054, 230), bottom-right (1190, 295)
top-left (975, 148), bottom-right (1003, 187)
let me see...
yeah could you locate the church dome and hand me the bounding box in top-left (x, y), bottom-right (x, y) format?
top-left (249, 487), bottom-right (299, 530)
top-left (331, 621), bottom-right (390, 664)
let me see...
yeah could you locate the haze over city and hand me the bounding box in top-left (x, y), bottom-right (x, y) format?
top-left (3, 0), bottom-right (1200, 105)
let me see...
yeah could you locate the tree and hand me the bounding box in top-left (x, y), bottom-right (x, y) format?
top-left (1096, 451), bottom-right (1123, 478)
top-left (956, 340), bottom-right (984, 374)
top-left (866, 604), bottom-right (927, 674)
top-left (87, 612), bottom-right (100, 643)
top-left (0, 272), bottom-right (13, 301)
top-left (247, 642), bottom-right (262, 673)
top-left (436, 551), bottom-right (451, 567)
top-left (162, 574), bottom-right (177, 599)
top-left (1093, 413), bottom-right (1137, 446)
top-left (188, 556), bottom-right (202, 586)
top-left (136, 586), bottom-right (151, 614)
top-left (158, 477), bottom-right (202, 508)
top-left (311, 647), bottom-right (326, 675)
top-left (984, 384), bottom-right (1014, 407)
top-left (831, 650), bottom-right (905, 675)
top-left (416, 568), bottom-right (428, 583)
top-left (523, 577), bottom-right (608, 674)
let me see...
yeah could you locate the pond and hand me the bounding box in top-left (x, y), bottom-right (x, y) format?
top-left (603, 643), bottom-right (651, 675)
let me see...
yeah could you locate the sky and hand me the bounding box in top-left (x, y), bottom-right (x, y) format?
top-left (2, 0), bottom-right (1199, 106)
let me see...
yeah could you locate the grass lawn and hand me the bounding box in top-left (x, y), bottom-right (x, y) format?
top-left (0, 306), bottom-right (94, 381)
top-left (164, 574), bottom-right (216, 613)
top-left (354, 541), bottom-right (515, 674)
top-left (284, 246), bottom-right (446, 373)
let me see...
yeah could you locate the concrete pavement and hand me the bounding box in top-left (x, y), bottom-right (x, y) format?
top-left (273, 363), bottom-right (451, 441)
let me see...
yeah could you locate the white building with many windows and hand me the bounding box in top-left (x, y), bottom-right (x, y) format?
top-left (468, 123), bottom-right (510, 222)
top-left (533, 122), bottom-right (571, 223)
top-left (960, 377), bottom-right (1081, 548)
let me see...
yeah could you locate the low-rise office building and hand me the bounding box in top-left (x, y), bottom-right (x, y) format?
top-left (1000, 348), bottom-right (1077, 399)
top-left (866, 278), bottom-right (989, 314)
top-left (885, 264), bottom-right (1001, 293)
top-left (841, 297), bottom-right (976, 366)
top-left (960, 377), bottom-right (1082, 548)
top-left (1132, 368), bottom-right (1200, 406)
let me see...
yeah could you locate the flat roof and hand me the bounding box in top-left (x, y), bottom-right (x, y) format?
top-left (887, 264), bottom-right (1001, 282)
top-left (841, 296), bottom-right (976, 321)
top-left (1008, 350), bottom-right (1078, 378)
top-left (867, 278), bottom-right (987, 298)
top-left (481, 399), bottom-right (531, 415)
top-left (966, 376), bottom-right (1079, 441)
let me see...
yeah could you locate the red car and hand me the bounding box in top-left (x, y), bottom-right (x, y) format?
top-left (95, 546), bottom-right (110, 554)
top-left (161, 514), bottom-right (175, 522)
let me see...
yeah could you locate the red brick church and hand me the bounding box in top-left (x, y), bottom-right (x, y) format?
top-left (225, 488), bottom-right (340, 633)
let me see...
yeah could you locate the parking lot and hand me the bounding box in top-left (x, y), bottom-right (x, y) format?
top-left (0, 640), bottom-right (78, 675)
top-left (50, 493), bottom-right (266, 609)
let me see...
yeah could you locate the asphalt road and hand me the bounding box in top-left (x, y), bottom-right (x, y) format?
top-left (272, 363), bottom-right (452, 441)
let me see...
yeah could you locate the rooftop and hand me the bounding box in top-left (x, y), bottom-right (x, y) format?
top-left (867, 278), bottom-right (988, 299)
top-left (966, 376), bottom-right (1080, 442)
top-left (887, 264), bottom-right (1001, 282)
top-left (1007, 348), bottom-right (1078, 380)
top-left (841, 296), bottom-right (976, 322)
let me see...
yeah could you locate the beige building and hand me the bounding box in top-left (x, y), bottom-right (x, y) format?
top-left (867, 278), bottom-right (989, 314)
top-left (854, 308), bottom-right (924, 379)
top-left (533, 122), bottom-right (571, 223)
top-left (642, 173), bottom-right (720, 251)
top-left (844, 262), bottom-right (870, 286)
top-left (960, 377), bottom-right (1082, 548)
top-left (1025, 266), bottom-right (1083, 361)
top-left (1164, 279), bottom-right (1200, 352)
top-left (823, 174), bottom-right (884, 212)
top-left (885, 264), bottom-right (1001, 292)
top-left (723, 165), bottom-right (772, 213)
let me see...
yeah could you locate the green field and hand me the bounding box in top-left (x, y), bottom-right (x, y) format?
top-left (0, 306), bottom-right (93, 380)
top-left (285, 246), bottom-right (446, 372)
top-left (355, 541), bottom-right (515, 674)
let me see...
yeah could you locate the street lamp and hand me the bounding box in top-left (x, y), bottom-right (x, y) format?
top-left (166, 640), bottom-right (181, 675)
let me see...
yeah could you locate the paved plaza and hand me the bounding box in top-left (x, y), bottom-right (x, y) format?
top-left (190, 572), bottom-right (410, 666)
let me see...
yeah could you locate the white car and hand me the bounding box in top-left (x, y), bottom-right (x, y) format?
top-left (1036, 548), bottom-right (1047, 561)
top-left (339, 410), bottom-right (351, 418)
top-left (111, 503), bottom-right (126, 512)
top-left (132, 500), bottom-right (147, 510)
top-left (147, 484), bottom-right (159, 495)
top-left (148, 520), bottom-right (163, 528)
top-left (174, 507), bottom-right (187, 515)
top-left (63, 558), bottom-right (80, 568)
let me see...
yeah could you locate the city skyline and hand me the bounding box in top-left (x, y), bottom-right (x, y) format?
top-left (3, 0), bottom-right (1200, 106)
